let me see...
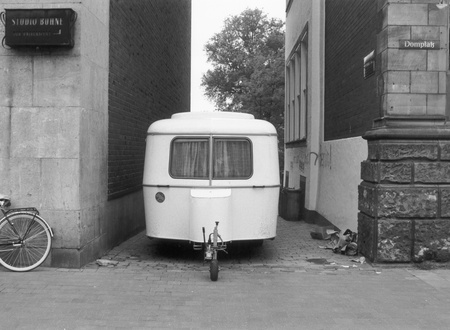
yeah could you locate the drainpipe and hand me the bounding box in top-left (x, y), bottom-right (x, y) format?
top-left (306, 0), bottom-right (324, 211)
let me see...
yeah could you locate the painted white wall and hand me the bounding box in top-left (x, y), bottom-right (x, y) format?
top-left (317, 138), bottom-right (367, 232)
top-left (285, 0), bottom-right (311, 60)
top-left (284, 146), bottom-right (308, 189)
top-left (307, 0), bottom-right (324, 210)
top-left (284, 0), bottom-right (367, 231)
top-left (284, 0), bottom-right (324, 211)
top-left (285, 137), bottom-right (366, 231)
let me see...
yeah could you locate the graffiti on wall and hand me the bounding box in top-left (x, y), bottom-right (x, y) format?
top-left (319, 144), bottom-right (332, 169)
top-left (290, 151), bottom-right (307, 173)
top-left (289, 144), bottom-right (332, 173)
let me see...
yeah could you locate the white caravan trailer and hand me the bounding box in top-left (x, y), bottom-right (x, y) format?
top-left (143, 112), bottom-right (280, 247)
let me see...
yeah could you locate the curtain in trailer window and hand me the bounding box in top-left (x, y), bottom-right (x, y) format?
top-left (213, 139), bottom-right (252, 178)
top-left (170, 139), bottom-right (209, 178)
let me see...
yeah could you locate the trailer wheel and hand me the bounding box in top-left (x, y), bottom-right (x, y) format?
top-left (210, 260), bottom-right (219, 281)
top-left (252, 239), bottom-right (264, 247)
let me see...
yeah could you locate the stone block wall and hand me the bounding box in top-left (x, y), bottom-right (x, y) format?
top-left (0, 0), bottom-right (191, 267)
top-left (377, 1), bottom-right (448, 116)
top-left (357, 0), bottom-right (450, 263)
top-left (359, 137), bottom-right (450, 262)
top-left (0, 0), bottom-right (110, 268)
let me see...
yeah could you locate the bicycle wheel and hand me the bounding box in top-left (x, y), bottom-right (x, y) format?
top-left (0, 212), bottom-right (52, 272)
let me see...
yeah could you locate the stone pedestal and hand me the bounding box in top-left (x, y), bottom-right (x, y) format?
top-left (357, 1), bottom-right (450, 263)
top-left (358, 119), bottom-right (450, 262)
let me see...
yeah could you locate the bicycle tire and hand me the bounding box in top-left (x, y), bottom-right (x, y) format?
top-left (210, 259), bottom-right (219, 281)
top-left (0, 212), bottom-right (52, 272)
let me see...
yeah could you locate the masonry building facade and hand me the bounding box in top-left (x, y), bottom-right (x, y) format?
top-left (285, 0), bottom-right (450, 262)
top-left (0, 0), bottom-right (191, 267)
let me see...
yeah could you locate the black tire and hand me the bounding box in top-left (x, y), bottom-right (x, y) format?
top-left (252, 239), bottom-right (264, 247)
top-left (210, 259), bottom-right (219, 281)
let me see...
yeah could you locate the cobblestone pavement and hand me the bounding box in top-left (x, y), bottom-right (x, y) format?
top-left (92, 217), bottom-right (368, 273)
top-left (1, 218), bottom-right (450, 329)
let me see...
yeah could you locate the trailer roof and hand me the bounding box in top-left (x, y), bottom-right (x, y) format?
top-left (147, 112), bottom-right (277, 136)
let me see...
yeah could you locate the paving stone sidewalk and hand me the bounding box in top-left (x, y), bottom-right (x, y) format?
top-left (90, 218), bottom-right (371, 273)
top-left (1, 219), bottom-right (450, 329)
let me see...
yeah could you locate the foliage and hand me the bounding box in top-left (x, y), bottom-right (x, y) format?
top-left (201, 8), bottom-right (285, 167)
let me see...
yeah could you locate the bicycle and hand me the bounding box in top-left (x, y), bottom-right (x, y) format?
top-left (0, 194), bottom-right (53, 272)
top-left (202, 221), bottom-right (227, 281)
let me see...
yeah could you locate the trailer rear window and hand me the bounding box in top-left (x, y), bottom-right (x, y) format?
top-left (213, 139), bottom-right (252, 178)
top-left (170, 138), bottom-right (252, 179)
top-left (170, 139), bottom-right (209, 178)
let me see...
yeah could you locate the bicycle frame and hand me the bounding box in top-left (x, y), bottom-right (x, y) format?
top-left (1, 207), bottom-right (54, 238)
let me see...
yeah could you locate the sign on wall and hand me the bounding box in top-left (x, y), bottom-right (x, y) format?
top-left (399, 40), bottom-right (440, 50)
top-left (2, 9), bottom-right (76, 48)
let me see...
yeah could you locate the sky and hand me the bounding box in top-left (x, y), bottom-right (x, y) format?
top-left (191, 0), bottom-right (285, 112)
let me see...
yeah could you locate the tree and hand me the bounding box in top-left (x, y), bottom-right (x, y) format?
top-left (201, 8), bottom-right (285, 168)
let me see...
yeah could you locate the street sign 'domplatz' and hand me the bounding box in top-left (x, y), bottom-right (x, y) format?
top-left (399, 40), bottom-right (440, 50)
top-left (4, 9), bottom-right (76, 48)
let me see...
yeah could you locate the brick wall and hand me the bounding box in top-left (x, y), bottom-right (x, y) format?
top-left (324, 0), bottom-right (379, 141)
top-left (108, 0), bottom-right (191, 199)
